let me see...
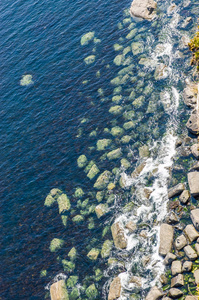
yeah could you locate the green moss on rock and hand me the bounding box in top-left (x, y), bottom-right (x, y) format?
top-left (50, 238), bottom-right (64, 252)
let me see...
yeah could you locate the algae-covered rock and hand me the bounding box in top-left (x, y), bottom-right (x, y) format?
top-left (87, 248), bottom-right (100, 261)
top-left (121, 135), bottom-right (131, 144)
top-left (131, 42), bottom-right (143, 55)
top-left (86, 284), bottom-right (98, 299)
top-left (62, 259), bottom-right (75, 272)
top-left (95, 203), bottom-right (109, 218)
top-left (123, 121), bottom-right (135, 130)
top-left (70, 288), bottom-right (79, 300)
top-left (121, 158), bottom-right (131, 169)
top-left (84, 160), bottom-right (95, 173)
top-left (139, 145), bottom-right (150, 158)
top-left (72, 215), bottom-right (84, 224)
top-left (61, 215), bottom-right (68, 227)
top-left (50, 280), bottom-right (69, 300)
top-left (132, 96), bottom-right (145, 108)
top-left (57, 193), bottom-right (71, 214)
top-left (94, 171), bottom-right (112, 190)
top-left (101, 240), bottom-right (113, 258)
top-left (74, 188), bottom-right (84, 198)
top-left (87, 164), bottom-right (100, 180)
top-left (44, 194), bottom-right (56, 207)
top-left (123, 110), bottom-right (135, 120)
top-left (110, 76), bottom-right (121, 86)
top-left (40, 269), bottom-right (47, 277)
top-left (20, 74), bottom-right (34, 86)
top-left (94, 37), bottom-right (101, 44)
top-left (109, 105), bottom-right (123, 115)
top-left (95, 268), bottom-right (103, 281)
top-left (107, 183), bottom-right (115, 190)
top-left (50, 238), bottom-right (64, 252)
top-left (77, 155), bottom-right (87, 168)
top-left (107, 148), bottom-right (122, 160)
top-left (67, 276), bottom-right (78, 288)
top-left (123, 46), bottom-right (131, 56)
top-left (88, 217), bottom-right (95, 229)
top-left (111, 126), bottom-right (124, 137)
top-left (126, 29), bottom-right (137, 39)
top-left (114, 43), bottom-right (123, 51)
top-left (114, 54), bottom-right (124, 66)
top-left (81, 31), bottom-right (95, 45)
top-left (84, 55), bottom-right (96, 65)
top-left (97, 139), bottom-right (112, 151)
top-left (68, 247), bottom-right (77, 261)
top-left (112, 95), bottom-right (122, 103)
top-left (96, 191), bottom-right (104, 202)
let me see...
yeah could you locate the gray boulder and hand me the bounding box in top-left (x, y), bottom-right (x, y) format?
top-left (186, 111), bottom-right (199, 135)
top-left (184, 245), bottom-right (198, 260)
top-left (191, 209), bottom-right (199, 230)
top-left (188, 172), bottom-right (199, 196)
top-left (191, 144), bottom-right (199, 159)
top-left (175, 234), bottom-right (187, 250)
top-left (171, 261), bottom-right (182, 276)
top-left (145, 286), bottom-right (163, 300)
top-left (50, 280), bottom-right (69, 300)
top-left (182, 261), bottom-right (192, 272)
top-left (168, 183), bottom-right (185, 198)
top-left (184, 224), bottom-right (199, 242)
top-left (159, 224), bottom-right (174, 256)
top-left (130, 0), bottom-right (157, 20)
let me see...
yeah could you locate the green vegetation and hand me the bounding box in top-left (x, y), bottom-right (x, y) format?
top-left (188, 28), bottom-right (199, 70)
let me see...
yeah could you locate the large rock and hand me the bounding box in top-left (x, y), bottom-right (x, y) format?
top-left (108, 277), bottom-right (121, 300)
top-left (57, 194), bottom-right (71, 214)
top-left (50, 280), bottom-right (69, 300)
top-left (175, 234), bottom-right (187, 250)
top-left (184, 245), bottom-right (198, 260)
top-left (185, 297), bottom-right (198, 300)
top-left (191, 209), bottom-right (199, 230)
top-left (171, 274), bottom-right (184, 288)
top-left (130, 0), bottom-right (157, 20)
top-left (191, 144), bottom-right (199, 159)
top-left (179, 190), bottom-right (190, 204)
top-left (94, 171), bottom-right (112, 190)
top-left (159, 224), bottom-right (174, 256)
top-left (95, 204), bottom-right (108, 218)
top-left (182, 261), bottom-right (192, 272)
top-left (186, 111), bottom-right (199, 135)
top-left (188, 172), bottom-right (199, 196)
top-left (168, 183), bottom-right (185, 199)
top-left (184, 224), bottom-right (199, 242)
top-left (183, 83), bottom-right (198, 108)
top-left (145, 286), bottom-right (163, 300)
top-left (168, 288), bottom-right (183, 298)
top-left (164, 252), bottom-right (176, 265)
top-left (171, 261), bottom-right (182, 276)
top-left (194, 269), bottom-right (199, 285)
top-left (111, 222), bottom-right (127, 249)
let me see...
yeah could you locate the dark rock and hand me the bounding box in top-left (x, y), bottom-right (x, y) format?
top-left (168, 183), bottom-right (185, 199)
top-left (159, 224), bottom-right (174, 256)
top-left (182, 261), bottom-right (192, 272)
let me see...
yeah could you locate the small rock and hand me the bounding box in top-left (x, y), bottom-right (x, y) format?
top-left (81, 32), bottom-right (95, 46)
top-left (171, 274), bottom-right (184, 287)
top-left (191, 144), bottom-right (199, 159)
top-left (131, 162), bottom-right (146, 178)
top-left (164, 252), bottom-right (176, 265)
top-left (139, 145), bottom-right (150, 158)
top-left (57, 193), bottom-right (71, 214)
top-left (171, 261), bottom-right (182, 276)
top-left (86, 283), bottom-right (98, 299)
top-left (77, 155), bottom-right (88, 168)
top-left (159, 224), bottom-right (174, 256)
top-left (195, 243), bottom-right (199, 255)
top-left (94, 170), bottom-right (112, 190)
top-left (107, 148), bottom-right (122, 160)
top-left (194, 269), bottom-right (199, 285)
top-left (186, 111), bottom-right (199, 135)
top-left (184, 224), bottom-right (199, 242)
top-left (166, 212), bottom-right (179, 224)
top-left (188, 172), bottom-right (199, 196)
top-left (50, 238), bottom-right (64, 253)
top-left (111, 222), bottom-right (127, 249)
top-left (129, 276), bottom-right (142, 287)
top-left (108, 277), bottom-right (121, 300)
top-left (184, 245), bottom-right (198, 260)
top-left (87, 164), bottom-right (100, 180)
top-left (183, 83), bottom-right (198, 108)
top-left (168, 183), bottom-right (185, 199)
top-left (159, 274), bottom-right (168, 285)
top-left (182, 261), bottom-right (192, 272)
top-left (87, 248), bottom-right (100, 261)
top-left (175, 234), bottom-right (187, 250)
top-left (168, 288), bottom-right (183, 298)
top-left (145, 286), bottom-right (163, 300)
top-left (191, 209), bottom-right (199, 230)
top-left (125, 221), bottom-right (137, 232)
top-left (179, 190), bottom-right (190, 204)
top-left (101, 240), bottom-right (113, 258)
top-left (95, 204), bottom-right (108, 218)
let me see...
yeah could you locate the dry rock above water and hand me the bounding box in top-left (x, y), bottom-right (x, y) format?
top-left (50, 280), bottom-right (69, 300)
top-left (159, 224), bottom-right (174, 256)
top-left (108, 277), bottom-right (121, 300)
top-left (111, 222), bottom-right (127, 249)
top-left (188, 172), bottom-right (199, 196)
top-left (168, 183), bottom-right (185, 199)
top-left (183, 82), bottom-right (198, 108)
top-left (130, 0), bottom-right (157, 20)
top-left (145, 286), bottom-right (163, 300)
top-left (186, 111), bottom-right (199, 135)
top-left (191, 209), bottom-right (199, 230)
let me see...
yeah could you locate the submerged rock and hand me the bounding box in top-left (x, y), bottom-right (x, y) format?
top-left (130, 0), bottom-right (157, 20)
top-left (87, 164), bottom-right (100, 180)
top-left (111, 222), bottom-right (127, 249)
top-left (108, 277), bottom-right (121, 300)
top-left (145, 286), bottom-right (163, 300)
top-left (87, 248), bottom-right (100, 261)
top-left (20, 74), bottom-right (34, 86)
top-left (86, 284), bottom-right (98, 299)
top-left (95, 204), bottom-right (108, 218)
top-left (57, 194), bottom-right (71, 214)
top-left (84, 55), bottom-right (96, 65)
top-left (77, 155), bottom-right (88, 168)
top-left (50, 280), bottom-right (69, 300)
top-left (139, 145), bottom-right (150, 158)
top-left (50, 238), bottom-right (64, 252)
top-left (107, 148), bottom-right (122, 160)
top-left (81, 31), bottom-right (95, 45)
top-left (111, 126), bottom-right (124, 137)
top-left (94, 171), bottom-right (112, 190)
top-left (101, 240), bottom-right (113, 258)
top-left (109, 105), bottom-right (123, 115)
top-left (97, 139), bottom-right (112, 151)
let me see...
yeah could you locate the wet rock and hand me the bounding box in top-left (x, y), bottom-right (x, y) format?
top-left (95, 204), bottom-right (108, 218)
top-left (20, 74), bottom-right (34, 86)
top-left (129, 275), bottom-right (142, 287)
top-left (108, 277), bottom-right (121, 300)
top-left (77, 155), bottom-right (87, 168)
top-left (182, 261), bottom-right (192, 272)
top-left (94, 170), bottom-right (112, 190)
top-left (171, 274), bottom-right (184, 288)
top-left (171, 261), bottom-right (182, 276)
top-left (164, 252), bottom-right (176, 265)
top-left (194, 269), bottom-right (199, 284)
top-left (86, 283), bottom-right (98, 299)
top-left (159, 224), bottom-right (174, 256)
top-left (184, 224), bottom-right (199, 242)
top-left (142, 255), bottom-right (150, 266)
top-left (175, 234), bottom-right (187, 250)
top-left (191, 209), bottom-right (199, 230)
top-left (101, 240), bottom-right (113, 258)
top-left (166, 212), bottom-right (179, 225)
top-left (111, 126), bottom-right (124, 137)
top-left (113, 54), bottom-right (124, 66)
top-left (44, 194), bottom-right (56, 207)
top-left (87, 164), bottom-right (100, 180)
top-left (139, 145), bottom-right (150, 158)
top-left (81, 32), bottom-right (95, 46)
top-left (168, 183), bottom-right (185, 199)
top-left (68, 247), bottom-right (77, 261)
top-left (154, 63), bottom-right (168, 80)
top-left (183, 83), bottom-right (198, 108)
top-left (87, 248), bottom-right (100, 261)
top-left (179, 190), bottom-right (190, 204)
top-left (111, 222), bottom-right (127, 249)
top-left (62, 260), bottom-right (75, 273)
top-left (184, 245), bottom-right (198, 260)
top-left (160, 274), bottom-right (168, 285)
top-left (168, 288), bottom-right (183, 298)
top-left (145, 286), bottom-right (163, 300)
top-left (131, 42), bottom-right (143, 55)
top-left (97, 139), bottom-right (112, 151)
top-left (125, 221), bottom-right (137, 232)
top-left (50, 280), bottom-right (69, 300)
top-left (186, 111), bottom-right (199, 135)
top-left (131, 161), bottom-right (146, 178)
top-left (74, 188), bottom-right (84, 198)
top-left (130, 0), bottom-right (157, 20)
top-left (191, 144), bottom-right (199, 159)
top-left (109, 105), bottom-right (123, 115)
top-left (72, 215), bottom-right (84, 224)
top-left (50, 238), bottom-right (64, 252)
top-left (190, 161), bottom-right (199, 171)
top-left (107, 148), bottom-right (122, 160)
top-left (121, 158), bottom-right (131, 169)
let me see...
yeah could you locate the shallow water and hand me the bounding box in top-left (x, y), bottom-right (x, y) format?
top-left (0, 0), bottom-right (198, 299)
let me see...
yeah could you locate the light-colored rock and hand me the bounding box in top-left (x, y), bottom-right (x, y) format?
top-left (194, 269), bottom-right (199, 285)
top-left (191, 209), bottom-right (199, 230)
top-left (190, 162), bottom-right (199, 171)
top-left (139, 145), bottom-right (150, 158)
top-left (183, 83), bottom-right (198, 108)
top-left (184, 224), bottom-right (199, 242)
top-left (154, 63), bottom-right (168, 80)
top-left (108, 277), bottom-right (121, 300)
top-left (81, 32), bottom-right (95, 45)
top-left (20, 74), bottom-right (34, 86)
top-left (101, 240), bottom-right (113, 258)
top-left (131, 162), bottom-right (146, 178)
top-left (179, 190), bottom-right (190, 204)
top-left (95, 204), bottom-right (108, 218)
top-left (97, 139), bottom-right (112, 151)
top-left (111, 222), bottom-right (127, 249)
top-left (87, 164), bottom-right (100, 180)
top-left (188, 171), bottom-right (199, 196)
top-left (195, 243), bottom-right (199, 255)
top-left (175, 234), bottom-right (187, 250)
top-left (164, 252), bottom-right (176, 265)
top-left (107, 148), bottom-right (122, 160)
top-left (159, 224), bottom-right (174, 256)
top-left (171, 261), bottom-right (182, 276)
top-left (168, 183), bottom-right (185, 198)
top-left (166, 211), bottom-right (178, 224)
top-left (77, 155), bottom-right (87, 168)
top-left (186, 111), bottom-right (199, 135)
top-left (87, 248), bottom-right (100, 261)
top-left (130, 0), bottom-right (157, 20)
top-left (125, 221), bottom-right (137, 232)
top-left (184, 245), bottom-right (198, 260)
top-left (182, 261), bottom-right (192, 272)
top-left (44, 194), bottom-right (56, 207)
top-left (84, 55), bottom-right (96, 65)
top-left (171, 274), bottom-right (184, 287)
top-left (94, 170), bottom-right (112, 190)
top-left (145, 286), bottom-right (163, 300)
top-left (168, 288), bottom-right (183, 298)
top-left (50, 238), bottom-right (64, 252)
top-left (50, 280), bottom-right (69, 300)
top-left (110, 126), bottom-right (124, 137)
top-left (191, 144), bottom-right (199, 159)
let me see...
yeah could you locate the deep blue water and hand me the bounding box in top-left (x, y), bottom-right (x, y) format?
top-left (0, 0), bottom-right (198, 299)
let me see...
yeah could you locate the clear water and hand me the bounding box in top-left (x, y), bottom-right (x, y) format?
top-left (0, 0), bottom-right (198, 299)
